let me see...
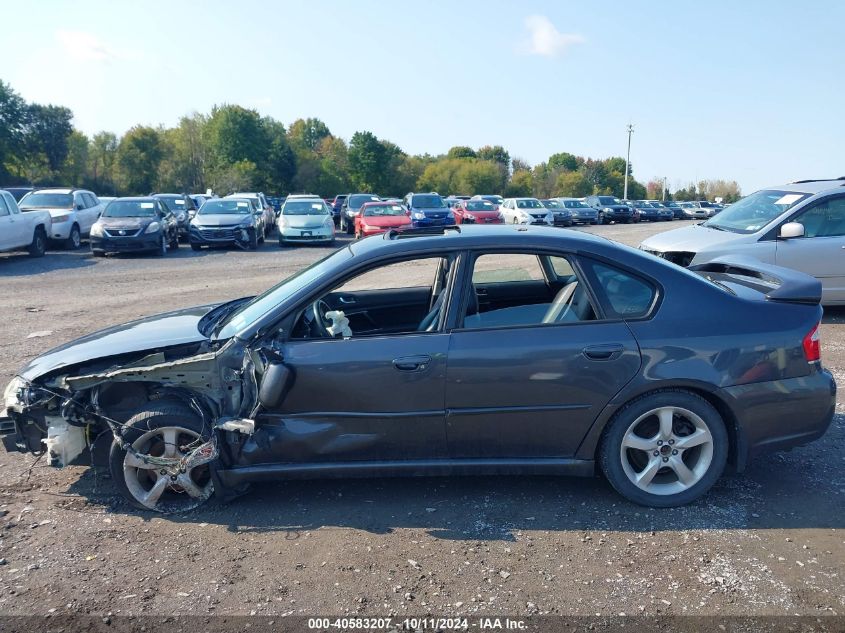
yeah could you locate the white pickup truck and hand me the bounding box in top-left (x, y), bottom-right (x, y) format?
top-left (0, 189), bottom-right (51, 257)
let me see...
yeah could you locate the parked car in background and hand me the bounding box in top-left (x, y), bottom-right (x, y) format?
top-left (647, 201), bottom-right (675, 221)
top-left (678, 201), bottom-right (707, 220)
top-left (340, 193), bottom-right (381, 234)
top-left (660, 201), bottom-right (686, 219)
top-left (540, 199), bottom-right (574, 227)
top-left (584, 195), bottom-right (634, 225)
top-left (277, 197), bottom-right (336, 246)
top-left (471, 194), bottom-right (504, 206)
top-left (189, 197), bottom-right (265, 250)
top-left (227, 192), bottom-right (275, 237)
top-left (640, 178), bottom-right (845, 305)
top-left (90, 197), bottom-right (179, 257)
top-left (403, 192), bottom-right (455, 228)
top-left (0, 189), bottom-right (50, 257)
top-left (688, 200), bottom-right (721, 218)
top-left (330, 195), bottom-right (347, 226)
top-left (152, 193), bottom-right (197, 239)
top-left (499, 198), bottom-right (554, 225)
top-left (190, 194), bottom-right (213, 214)
top-left (555, 198), bottom-right (599, 225)
top-left (0, 186), bottom-right (34, 202)
top-left (18, 188), bottom-right (104, 249)
top-left (451, 199), bottom-right (504, 225)
top-left (354, 201), bottom-right (412, 237)
top-left (629, 200), bottom-right (661, 222)
top-left (3, 224), bottom-right (835, 511)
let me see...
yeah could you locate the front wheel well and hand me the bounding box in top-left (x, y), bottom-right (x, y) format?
top-left (596, 386), bottom-right (742, 471)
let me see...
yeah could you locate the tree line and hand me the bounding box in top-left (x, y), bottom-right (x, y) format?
top-left (0, 80), bottom-right (740, 202)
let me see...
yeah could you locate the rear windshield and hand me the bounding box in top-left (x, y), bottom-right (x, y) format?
top-left (597, 196), bottom-right (621, 205)
top-left (348, 194), bottom-right (380, 209)
top-left (466, 201), bottom-right (495, 211)
top-left (20, 192), bottom-right (73, 208)
top-left (103, 200), bottom-right (157, 218)
top-left (199, 199), bottom-right (251, 215)
top-left (284, 200), bottom-right (329, 215)
top-left (364, 204), bottom-right (406, 217)
top-left (412, 194), bottom-right (445, 208)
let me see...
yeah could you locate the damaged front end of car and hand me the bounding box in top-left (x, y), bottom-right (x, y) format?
top-left (0, 335), bottom-right (283, 512)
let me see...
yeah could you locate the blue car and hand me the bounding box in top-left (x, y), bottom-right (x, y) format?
top-left (403, 192), bottom-right (455, 228)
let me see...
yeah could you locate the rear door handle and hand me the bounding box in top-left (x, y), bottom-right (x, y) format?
top-left (392, 355), bottom-right (432, 372)
top-left (583, 344), bottom-right (624, 361)
top-left (338, 296), bottom-right (356, 305)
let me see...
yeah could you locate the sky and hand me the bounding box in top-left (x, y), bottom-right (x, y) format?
top-left (1, 0), bottom-right (843, 193)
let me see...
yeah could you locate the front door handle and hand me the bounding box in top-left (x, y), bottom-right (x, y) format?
top-left (583, 344), bottom-right (624, 361)
top-left (392, 355), bottom-right (432, 372)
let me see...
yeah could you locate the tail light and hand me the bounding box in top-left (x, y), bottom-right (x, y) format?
top-left (802, 323), bottom-right (821, 363)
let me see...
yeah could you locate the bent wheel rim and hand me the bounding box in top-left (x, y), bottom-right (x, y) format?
top-left (619, 406), bottom-right (714, 496)
top-left (123, 426), bottom-right (213, 511)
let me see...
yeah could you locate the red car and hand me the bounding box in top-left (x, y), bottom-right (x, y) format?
top-left (452, 199), bottom-right (504, 225)
top-left (354, 202), bottom-right (412, 238)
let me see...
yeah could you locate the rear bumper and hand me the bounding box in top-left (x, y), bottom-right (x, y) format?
top-left (723, 368), bottom-right (836, 468)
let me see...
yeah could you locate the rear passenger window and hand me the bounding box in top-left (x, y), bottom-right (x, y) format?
top-left (584, 260), bottom-right (656, 318)
top-left (473, 253), bottom-right (544, 283)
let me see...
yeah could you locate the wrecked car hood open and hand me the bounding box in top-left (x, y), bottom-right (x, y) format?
top-left (19, 304), bottom-right (218, 381)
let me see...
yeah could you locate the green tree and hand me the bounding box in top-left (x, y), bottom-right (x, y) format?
top-left (60, 130), bottom-right (89, 186)
top-left (89, 131), bottom-right (118, 194)
top-left (116, 126), bottom-right (165, 194)
top-left (160, 113), bottom-right (208, 192)
top-left (261, 117), bottom-right (296, 193)
top-left (505, 170), bottom-right (533, 197)
top-left (0, 80), bottom-right (27, 182)
top-left (23, 104), bottom-right (74, 174)
top-left (288, 117), bottom-right (331, 152)
top-left (548, 152), bottom-right (580, 172)
top-left (477, 145), bottom-right (510, 166)
top-left (554, 170), bottom-right (592, 197)
top-left (348, 131), bottom-right (388, 192)
top-left (447, 146), bottom-right (476, 159)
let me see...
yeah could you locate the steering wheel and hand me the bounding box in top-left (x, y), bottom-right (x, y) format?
top-left (311, 299), bottom-right (333, 338)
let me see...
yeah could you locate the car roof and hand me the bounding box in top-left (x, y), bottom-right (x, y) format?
top-left (761, 178), bottom-right (845, 195)
top-left (114, 196), bottom-right (156, 202)
top-left (347, 225), bottom-right (611, 260)
top-left (31, 188), bottom-right (75, 194)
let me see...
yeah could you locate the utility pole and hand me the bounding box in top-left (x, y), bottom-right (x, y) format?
top-left (623, 123), bottom-right (634, 200)
top-left (662, 176), bottom-right (667, 201)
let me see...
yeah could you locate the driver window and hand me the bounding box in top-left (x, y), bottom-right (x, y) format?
top-left (296, 256), bottom-right (451, 339)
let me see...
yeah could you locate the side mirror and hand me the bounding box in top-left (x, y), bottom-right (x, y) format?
top-left (779, 222), bottom-right (805, 239)
top-left (258, 362), bottom-right (293, 409)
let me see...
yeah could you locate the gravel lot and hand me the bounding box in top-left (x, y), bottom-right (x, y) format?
top-left (0, 221), bottom-right (843, 620)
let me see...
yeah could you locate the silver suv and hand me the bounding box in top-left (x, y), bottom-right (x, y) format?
top-left (640, 178), bottom-right (845, 305)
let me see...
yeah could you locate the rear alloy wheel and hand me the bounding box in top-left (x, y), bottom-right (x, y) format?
top-left (109, 401), bottom-right (214, 513)
top-left (66, 224), bottom-right (82, 250)
top-left (599, 391), bottom-right (727, 507)
top-left (28, 227), bottom-right (47, 257)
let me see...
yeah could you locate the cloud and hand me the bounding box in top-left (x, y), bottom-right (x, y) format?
top-left (55, 29), bottom-right (116, 62)
top-left (521, 15), bottom-right (585, 58)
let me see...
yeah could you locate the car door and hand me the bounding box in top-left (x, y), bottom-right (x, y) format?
top-left (77, 193), bottom-right (97, 234)
top-left (445, 251), bottom-right (642, 459)
top-left (257, 255), bottom-right (455, 463)
top-left (776, 194), bottom-right (845, 303)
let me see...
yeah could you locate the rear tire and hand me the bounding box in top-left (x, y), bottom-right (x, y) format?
top-left (109, 401), bottom-right (214, 513)
top-left (248, 229), bottom-right (259, 250)
top-left (599, 390), bottom-right (728, 507)
top-left (190, 243), bottom-right (202, 251)
top-left (28, 227), bottom-right (47, 257)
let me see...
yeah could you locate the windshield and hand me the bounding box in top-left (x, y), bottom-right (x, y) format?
top-left (563, 200), bottom-right (588, 209)
top-left (703, 189), bottom-right (811, 234)
top-left (480, 195), bottom-right (503, 204)
top-left (516, 199), bottom-right (544, 209)
top-left (156, 196), bottom-right (185, 212)
top-left (598, 196), bottom-right (621, 205)
top-left (20, 192), bottom-right (73, 208)
top-left (199, 199), bottom-right (251, 215)
top-left (103, 200), bottom-right (157, 218)
top-left (541, 200), bottom-right (562, 208)
top-left (364, 204), bottom-right (406, 217)
top-left (412, 194), bottom-right (445, 208)
top-left (466, 201), bottom-right (495, 211)
top-left (216, 249), bottom-right (352, 339)
top-left (348, 194), bottom-right (380, 209)
top-left (283, 200), bottom-right (329, 215)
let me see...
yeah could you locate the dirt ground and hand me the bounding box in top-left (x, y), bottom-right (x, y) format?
top-left (0, 221), bottom-right (843, 622)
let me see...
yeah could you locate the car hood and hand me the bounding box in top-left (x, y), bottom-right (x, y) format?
top-left (99, 217), bottom-right (154, 231)
top-left (640, 223), bottom-right (750, 253)
top-left (192, 214), bottom-right (251, 227)
top-left (414, 208), bottom-right (450, 215)
top-left (18, 304), bottom-right (216, 381)
top-left (283, 215), bottom-right (330, 229)
top-left (362, 215), bottom-right (411, 227)
top-left (465, 211), bottom-right (501, 219)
